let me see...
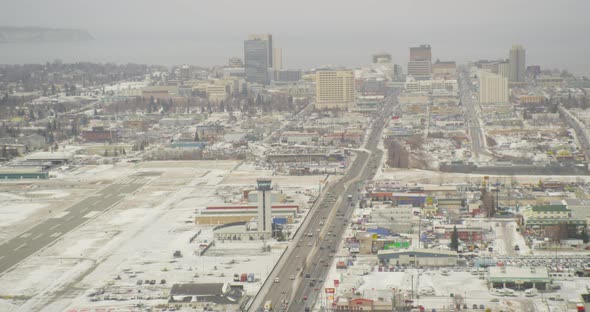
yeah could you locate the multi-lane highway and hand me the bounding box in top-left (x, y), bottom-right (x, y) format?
top-left (253, 90), bottom-right (398, 312)
top-left (0, 176), bottom-right (151, 275)
top-left (458, 69), bottom-right (493, 159)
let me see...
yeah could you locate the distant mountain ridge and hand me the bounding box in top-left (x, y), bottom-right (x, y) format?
top-left (0, 26), bottom-right (93, 43)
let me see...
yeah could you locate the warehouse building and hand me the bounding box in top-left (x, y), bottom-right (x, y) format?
top-left (24, 151), bottom-right (74, 166)
top-left (377, 248), bottom-right (457, 267)
top-left (0, 167), bottom-right (49, 179)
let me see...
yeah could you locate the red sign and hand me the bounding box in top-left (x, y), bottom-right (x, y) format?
top-left (325, 288), bottom-right (335, 294)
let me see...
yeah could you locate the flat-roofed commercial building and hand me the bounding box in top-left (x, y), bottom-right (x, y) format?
top-left (488, 266), bottom-right (550, 290)
top-left (377, 248), bottom-right (457, 267)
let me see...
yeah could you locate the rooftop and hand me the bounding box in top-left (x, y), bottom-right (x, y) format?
top-left (489, 266), bottom-right (549, 281)
top-left (531, 204), bottom-right (569, 212)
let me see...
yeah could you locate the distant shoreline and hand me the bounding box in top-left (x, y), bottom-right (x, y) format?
top-left (0, 26), bottom-right (93, 43)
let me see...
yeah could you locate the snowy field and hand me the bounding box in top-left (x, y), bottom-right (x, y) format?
top-left (0, 160), bottom-right (317, 311)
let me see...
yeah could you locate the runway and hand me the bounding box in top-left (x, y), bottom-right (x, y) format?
top-left (0, 176), bottom-right (151, 275)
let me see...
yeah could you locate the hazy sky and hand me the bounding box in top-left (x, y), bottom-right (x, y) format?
top-left (1, 0), bottom-right (589, 73)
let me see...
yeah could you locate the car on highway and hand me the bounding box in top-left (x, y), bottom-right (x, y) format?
top-left (274, 277), bottom-right (280, 283)
top-left (290, 275), bottom-right (295, 280)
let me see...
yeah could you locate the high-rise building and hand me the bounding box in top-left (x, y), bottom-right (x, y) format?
top-left (492, 60), bottom-right (510, 79)
top-left (228, 57), bottom-right (243, 68)
top-left (272, 47), bottom-right (282, 70)
top-left (509, 45), bottom-right (526, 82)
top-left (407, 61), bottom-right (432, 79)
top-left (372, 53), bottom-right (392, 64)
top-left (248, 34), bottom-right (273, 66)
top-left (410, 44), bottom-right (432, 62)
top-left (244, 38), bottom-right (270, 85)
top-left (479, 72), bottom-right (508, 105)
top-left (256, 178), bottom-right (273, 235)
top-left (315, 70), bottom-right (356, 110)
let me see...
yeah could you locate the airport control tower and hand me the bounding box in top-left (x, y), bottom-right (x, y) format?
top-left (256, 178), bottom-right (273, 236)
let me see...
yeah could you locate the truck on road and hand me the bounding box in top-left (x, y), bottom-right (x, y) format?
top-left (264, 300), bottom-right (272, 311)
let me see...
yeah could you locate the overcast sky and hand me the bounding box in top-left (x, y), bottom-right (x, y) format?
top-left (1, 0), bottom-right (589, 73)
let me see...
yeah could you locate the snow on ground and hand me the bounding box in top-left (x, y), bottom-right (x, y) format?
top-left (0, 203), bottom-right (48, 228)
top-left (0, 160), bottom-right (316, 311)
top-left (28, 189), bottom-right (70, 199)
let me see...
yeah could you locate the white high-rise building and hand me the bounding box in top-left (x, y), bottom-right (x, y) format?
top-left (479, 72), bottom-right (508, 105)
top-left (256, 178), bottom-right (273, 235)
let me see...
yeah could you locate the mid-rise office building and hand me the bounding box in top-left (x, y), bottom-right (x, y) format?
top-left (315, 70), bottom-right (355, 110)
top-left (410, 44), bottom-right (432, 62)
top-left (479, 72), bottom-right (509, 105)
top-left (509, 44), bottom-right (526, 82)
top-left (244, 38), bottom-right (270, 85)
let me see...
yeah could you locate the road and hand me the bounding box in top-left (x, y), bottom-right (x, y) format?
top-left (253, 89), bottom-right (399, 312)
top-left (0, 176), bottom-right (151, 275)
top-left (458, 69), bottom-right (493, 160)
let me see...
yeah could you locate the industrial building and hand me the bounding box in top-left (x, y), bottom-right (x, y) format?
top-left (24, 151), bottom-right (74, 166)
top-left (377, 248), bottom-right (457, 267)
top-left (0, 167), bottom-right (49, 179)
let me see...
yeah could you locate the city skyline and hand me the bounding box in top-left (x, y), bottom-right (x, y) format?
top-left (1, 0), bottom-right (589, 74)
